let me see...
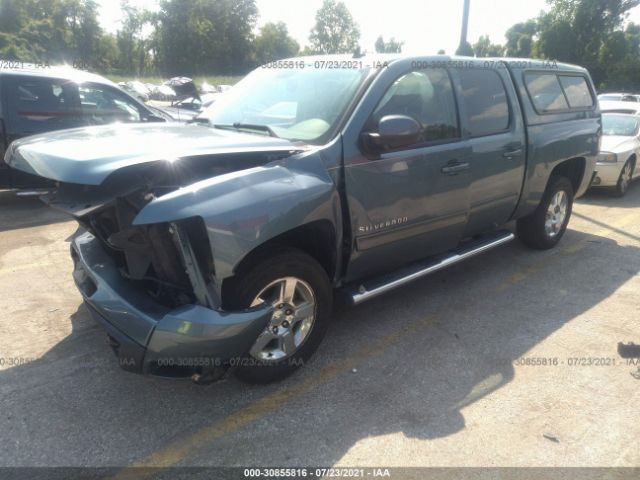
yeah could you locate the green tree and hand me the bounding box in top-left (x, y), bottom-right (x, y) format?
top-left (95, 33), bottom-right (120, 72)
top-left (309, 0), bottom-right (360, 54)
top-left (472, 35), bottom-right (505, 57)
top-left (505, 20), bottom-right (537, 57)
top-left (156, 0), bottom-right (258, 76)
top-left (501, 0), bottom-right (640, 91)
top-left (455, 40), bottom-right (474, 56)
top-left (536, 0), bottom-right (639, 64)
top-left (374, 35), bottom-right (403, 53)
top-left (0, 0), bottom-right (104, 65)
top-left (254, 22), bottom-right (299, 64)
top-left (0, 0), bottom-right (26, 34)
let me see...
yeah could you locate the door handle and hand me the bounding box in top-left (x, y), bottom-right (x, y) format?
top-left (503, 148), bottom-right (523, 158)
top-left (441, 161), bottom-right (470, 175)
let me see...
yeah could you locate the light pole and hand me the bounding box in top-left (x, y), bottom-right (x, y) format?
top-left (458, 0), bottom-right (471, 55)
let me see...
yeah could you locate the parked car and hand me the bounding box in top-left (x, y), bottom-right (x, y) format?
top-left (121, 80), bottom-right (151, 102)
top-left (591, 113), bottom-right (640, 196)
top-left (0, 64), bottom-right (171, 188)
top-left (164, 77), bottom-right (198, 101)
top-left (598, 92), bottom-right (639, 102)
top-left (150, 84), bottom-right (177, 101)
top-left (599, 100), bottom-right (640, 115)
top-left (156, 92), bottom-right (221, 122)
top-left (4, 55), bottom-right (599, 384)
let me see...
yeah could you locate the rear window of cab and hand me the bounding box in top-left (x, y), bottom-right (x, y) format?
top-left (524, 72), bottom-right (594, 113)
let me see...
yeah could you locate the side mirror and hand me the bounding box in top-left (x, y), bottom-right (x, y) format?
top-left (362, 115), bottom-right (422, 152)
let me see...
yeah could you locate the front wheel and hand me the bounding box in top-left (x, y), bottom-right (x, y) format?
top-left (614, 160), bottom-right (634, 197)
top-left (517, 175), bottom-right (574, 250)
top-left (224, 248), bottom-right (332, 384)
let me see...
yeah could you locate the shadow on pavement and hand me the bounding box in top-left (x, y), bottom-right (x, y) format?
top-left (0, 190), bottom-right (69, 233)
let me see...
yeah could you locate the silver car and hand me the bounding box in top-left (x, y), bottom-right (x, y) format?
top-left (592, 113), bottom-right (640, 196)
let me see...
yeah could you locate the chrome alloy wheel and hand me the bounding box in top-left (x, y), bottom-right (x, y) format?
top-left (545, 190), bottom-right (568, 238)
top-left (249, 277), bottom-right (316, 361)
top-left (619, 161), bottom-right (633, 194)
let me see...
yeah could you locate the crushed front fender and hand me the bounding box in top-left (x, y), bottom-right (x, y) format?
top-left (71, 230), bottom-right (272, 379)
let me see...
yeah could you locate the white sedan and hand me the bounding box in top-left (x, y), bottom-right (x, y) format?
top-left (599, 100), bottom-right (640, 116)
top-left (592, 113), bottom-right (640, 196)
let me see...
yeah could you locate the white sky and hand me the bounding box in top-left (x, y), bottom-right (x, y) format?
top-left (97, 0), bottom-right (640, 55)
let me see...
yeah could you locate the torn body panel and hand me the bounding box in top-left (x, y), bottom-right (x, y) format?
top-left (6, 126), bottom-right (342, 380)
top-left (72, 230), bottom-right (273, 379)
top-left (132, 154), bottom-right (342, 283)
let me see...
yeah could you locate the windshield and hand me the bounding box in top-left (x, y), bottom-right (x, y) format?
top-left (602, 114), bottom-right (640, 136)
top-left (197, 64), bottom-right (371, 144)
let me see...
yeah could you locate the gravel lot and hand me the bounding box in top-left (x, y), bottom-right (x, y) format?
top-left (0, 184), bottom-right (639, 477)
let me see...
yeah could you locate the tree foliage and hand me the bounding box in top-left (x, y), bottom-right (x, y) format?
top-left (455, 40), bottom-right (474, 56)
top-left (3, 0), bottom-right (640, 90)
top-left (472, 35), bottom-right (505, 57)
top-left (374, 36), bottom-right (403, 53)
top-left (309, 0), bottom-right (360, 54)
top-left (505, 20), bottom-right (537, 57)
top-left (460, 0), bottom-right (640, 90)
top-left (0, 0), bottom-right (103, 66)
top-left (155, 0), bottom-right (258, 76)
top-left (254, 22), bottom-right (299, 64)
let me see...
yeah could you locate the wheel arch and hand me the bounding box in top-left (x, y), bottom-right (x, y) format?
top-left (627, 153), bottom-right (637, 172)
top-left (222, 220), bottom-right (339, 304)
top-left (549, 156), bottom-right (586, 194)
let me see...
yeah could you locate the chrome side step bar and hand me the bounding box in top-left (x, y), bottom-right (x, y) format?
top-left (343, 230), bottom-right (515, 306)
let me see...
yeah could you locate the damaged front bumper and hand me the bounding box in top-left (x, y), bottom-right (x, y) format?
top-left (71, 230), bottom-right (272, 381)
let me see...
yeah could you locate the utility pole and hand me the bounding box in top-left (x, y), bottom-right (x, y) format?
top-left (458, 0), bottom-right (471, 54)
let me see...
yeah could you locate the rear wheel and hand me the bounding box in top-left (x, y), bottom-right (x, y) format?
top-left (614, 160), bottom-right (634, 197)
top-left (225, 249), bottom-right (332, 384)
top-left (517, 175), bottom-right (574, 250)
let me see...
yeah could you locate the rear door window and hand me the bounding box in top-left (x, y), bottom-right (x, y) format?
top-left (558, 76), bottom-right (594, 108)
top-left (525, 73), bottom-right (569, 112)
top-left (458, 69), bottom-right (510, 137)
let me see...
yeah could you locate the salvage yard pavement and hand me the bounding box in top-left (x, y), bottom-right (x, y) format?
top-left (0, 186), bottom-right (639, 473)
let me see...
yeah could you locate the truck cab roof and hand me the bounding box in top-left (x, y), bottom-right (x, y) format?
top-left (275, 53), bottom-right (587, 74)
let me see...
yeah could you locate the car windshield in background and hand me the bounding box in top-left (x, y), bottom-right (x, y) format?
top-left (197, 64), bottom-right (371, 144)
top-left (601, 114), bottom-right (640, 136)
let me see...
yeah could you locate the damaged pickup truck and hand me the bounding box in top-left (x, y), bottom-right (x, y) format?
top-left (5, 55), bottom-right (600, 383)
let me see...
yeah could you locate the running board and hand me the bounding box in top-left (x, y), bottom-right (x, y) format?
top-left (342, 230), bottom-right (515, 306)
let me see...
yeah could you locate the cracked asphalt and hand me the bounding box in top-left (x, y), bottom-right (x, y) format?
top-left (0, 184), bottom-right (639, 477)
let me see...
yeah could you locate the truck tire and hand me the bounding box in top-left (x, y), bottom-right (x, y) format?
top-left (224, 248), bottom-right (332, 384)
top-left (613, 159), bottom-right (634, 197)
top-left (517, 175), bottom-right (574, 250)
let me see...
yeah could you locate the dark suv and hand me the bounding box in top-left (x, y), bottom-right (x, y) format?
top-left (0, 64), bottom-right (168, 188)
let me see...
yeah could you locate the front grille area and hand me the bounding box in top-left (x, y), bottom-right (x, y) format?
top-left (86, 198), bottom-right (196, 308)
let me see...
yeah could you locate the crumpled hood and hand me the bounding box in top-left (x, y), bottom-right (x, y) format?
top-left (5, 123), bottom-right (302, 185)
top-left (600, 135), bottom-right (638, 154)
